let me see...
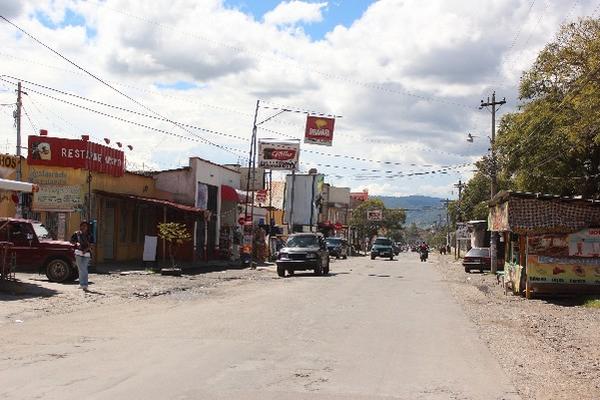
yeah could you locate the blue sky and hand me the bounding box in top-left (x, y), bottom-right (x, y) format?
top-left (34, 8), bottom-right (97, 38)
top-left (224, 0), bottom-right (374, 40)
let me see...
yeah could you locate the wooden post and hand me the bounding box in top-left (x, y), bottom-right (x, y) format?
top-left (162, 206), bottom-right (166, 264)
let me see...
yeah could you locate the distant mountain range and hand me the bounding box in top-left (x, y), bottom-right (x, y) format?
top-left (373, 195), bottom-right (446, 228)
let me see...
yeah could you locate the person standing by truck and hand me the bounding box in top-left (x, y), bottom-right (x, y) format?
top-left (70, 221), bottom-right (92, 291)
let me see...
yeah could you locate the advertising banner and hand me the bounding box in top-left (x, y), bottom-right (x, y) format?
top-left (304, 116), bottom-right (335, 146)
top-left (527, 255), bottom-right (600, 285)
top-left (284, 173), bottom-right (323, 226)
top-left (196, 183), bottom-right (208, 209)
top-left (367, 209), bottom-right (383, 221)
top-left (568, 228), bottom-right (600, 257)
top-left (32, 185), bottom-right (82, 212)
top-left (488, 202), bottom-right (509, 231)
top-left (258, 141), bottom-right (300, 170)
top-left (27, 136), bottom-right (125, 177)
top-left (456, 222), bottom-right (470, 240)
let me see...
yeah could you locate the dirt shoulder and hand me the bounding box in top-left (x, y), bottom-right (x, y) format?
top-left (0, 267), bottom-right (274, 326)
top-left (435, 254), bottom-right (600, 400)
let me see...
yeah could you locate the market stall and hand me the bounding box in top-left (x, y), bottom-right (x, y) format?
top-left (0, 178), bottom-right (38, 280)
top-left (489, 191), bottom-right (600, 298)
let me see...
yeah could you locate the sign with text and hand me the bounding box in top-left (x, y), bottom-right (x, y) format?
top-left (527, 255), bottom-right (600, 286)
top-left (27, 136), bottom-right (125, 177)
top-left (32, 185), bottom-right (82, 212)
top-left (0, 154), bottom-right (18, 179)
top-left (367, 209), bottom-right (383, 221)
top-left (304, 116), bottom-right (335, 146)
top-left (258, 140), bottom-right (300, 170)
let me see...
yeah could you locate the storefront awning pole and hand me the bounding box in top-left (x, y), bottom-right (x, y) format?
top-left (162, 206), bottom-right (166, 264)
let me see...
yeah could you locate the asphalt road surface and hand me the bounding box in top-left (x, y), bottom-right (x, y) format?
top-left (1, 253), bottom-right (520, 400)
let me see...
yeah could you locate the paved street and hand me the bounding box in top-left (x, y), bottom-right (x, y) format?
top-left (0, 253), bottom-right (519, 400)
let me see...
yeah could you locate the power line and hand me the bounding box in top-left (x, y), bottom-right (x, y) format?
top-left (5, 84), bottom-right (472, 178)
top-left (2, 73), bottom-right (473, 163)
top-left (0, 15), bottom-right (246, 161)
top-left (2, 78), bottom-right (475, 171)
top-left (21, 104), bottom-right (37, 133)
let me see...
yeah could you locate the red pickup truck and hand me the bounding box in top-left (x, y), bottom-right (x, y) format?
top-left (0, 217), bottom-right (77, 282)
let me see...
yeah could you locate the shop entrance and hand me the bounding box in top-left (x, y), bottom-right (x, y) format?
top-left (103, 200), bottom-right (116, 260)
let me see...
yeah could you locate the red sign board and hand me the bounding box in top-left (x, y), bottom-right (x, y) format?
top-left (256, 189), bottom-right (267, 203)
top-left (334, 222), bottom-right (343, 230)
top-left (258, 141), bottom-right (300, 170)
top-left (27, 136), bottom-right (125, 177)
top-left (305, 116), bottom-right (335, 146)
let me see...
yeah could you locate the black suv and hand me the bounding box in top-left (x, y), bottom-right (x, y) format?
top-left (326, 237), bottom-right (348, 259)
top-left (370, 237), bottom-right (394, 260)
top-left (276, 233), bottom-right (330, 277)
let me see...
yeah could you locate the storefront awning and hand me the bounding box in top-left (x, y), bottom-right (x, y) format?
top-left (95, 191), bottom-right (205, 215)
top-left (221, 185), bottom-right (240, 202)
top-left (0, 178), bottom-right (38, 193)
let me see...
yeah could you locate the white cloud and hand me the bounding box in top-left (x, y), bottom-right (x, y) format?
top-left (0, 0), bottom-right (597, 198)
top-left (264, 1), bottom-right (327, 26)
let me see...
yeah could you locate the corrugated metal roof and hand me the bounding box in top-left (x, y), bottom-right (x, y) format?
top-left (95, 190), bottom-right (205, 214)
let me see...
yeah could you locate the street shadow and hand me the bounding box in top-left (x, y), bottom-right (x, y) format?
top-left (0, 279), bottom-right (59, 300)
top-left (285, 272), bottom-right (335, 278)
top-left (537, 295), bottom-right (600, 308)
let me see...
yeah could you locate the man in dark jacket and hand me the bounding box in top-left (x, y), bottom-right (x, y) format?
top-left (70, 221), bottom-right (92, 291)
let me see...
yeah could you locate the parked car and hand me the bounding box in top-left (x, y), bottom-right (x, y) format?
top-left (276, 233), bottom-right (330, 277)
top-left (462, 247), bottom-right (491, 273)
top-left (0, 218), bottom-right (77, 282)
top-left (326, 237), bottom-right (348, 259)
top-left (370, 237), bottom-right (394, 260)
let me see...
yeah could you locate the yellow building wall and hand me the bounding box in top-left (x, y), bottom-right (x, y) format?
top-left (0, 155), bottom-right (164, 264)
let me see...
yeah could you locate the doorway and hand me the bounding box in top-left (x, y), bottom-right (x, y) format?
top-left (102, 200), bottom-right (116, 260)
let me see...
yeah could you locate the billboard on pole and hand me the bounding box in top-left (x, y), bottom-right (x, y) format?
top-left (258, 140), bottom-right (300, 170)
top-left (367, 209), bottom-right (383, 221)
top-left (304, 116), bottom-right (335, 146)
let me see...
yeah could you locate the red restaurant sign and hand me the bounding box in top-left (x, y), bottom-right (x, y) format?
top-left (27, 136), bottom-right (125, 177)
top-left (304, 116), bottom-right (335, 146)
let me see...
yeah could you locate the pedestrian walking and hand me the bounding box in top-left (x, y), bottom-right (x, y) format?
top-left (70, 221), bottom-right (92, 291)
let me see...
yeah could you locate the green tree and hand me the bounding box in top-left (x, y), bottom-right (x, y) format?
top-left (496, 18), bottom-right (600, 197)
top-left (350, 199), bottom-right (406, 240)
top-left (157, 222), bottom-right (192, 268)
top-left (405, 222), bottom-right (420, 243)
top-left (447, 169), bottom-right (505, 226)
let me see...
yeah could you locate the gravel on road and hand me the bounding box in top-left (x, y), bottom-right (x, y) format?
top-left (0, 267), bottom-right (273, 326)
top-left (435, 254), bottom-right (600, 400)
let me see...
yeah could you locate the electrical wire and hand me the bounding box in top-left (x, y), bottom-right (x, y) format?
top-left (11, 86), bottom-right (474, 178)
top-left (4, 75), bottom-right (472, 162)
top-left (1, 77), bottom-right (474, 170)
top-left (21, 104), bottom-right (37, 133)
top-left (0, 15), bottom-right (246, 161)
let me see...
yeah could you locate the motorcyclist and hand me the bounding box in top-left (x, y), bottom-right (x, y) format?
top-left (418, 242), bottom-right (429, 261)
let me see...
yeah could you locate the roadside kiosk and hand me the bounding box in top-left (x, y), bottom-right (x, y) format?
top-left (489, 191), bottom-right (600, 298)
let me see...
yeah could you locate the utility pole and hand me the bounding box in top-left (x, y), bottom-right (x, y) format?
top-left (480, 91), bottom-right (506, 274)
top-left (14, 82), bottom-right (23, 218)
top-left (454, 179), bottom-right (465, 259)
top-left (441, 198), bottom-right (450, 246)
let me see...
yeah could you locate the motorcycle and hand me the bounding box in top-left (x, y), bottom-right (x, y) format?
top-left (240, 245), bottom-right (253, 268)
